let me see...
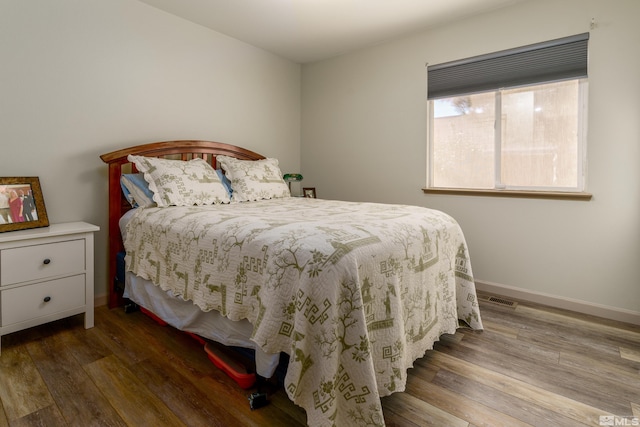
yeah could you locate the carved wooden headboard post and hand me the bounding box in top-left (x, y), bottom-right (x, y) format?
top-left (100, 140), bottom-right (265, 308)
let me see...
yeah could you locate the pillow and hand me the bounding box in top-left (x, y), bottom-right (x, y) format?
top-left (128, 155), bottom-right (231, 206)
top-left (120, 173), bottom-right (156, 208)
top-left (216, 156), bottom-right (290, 202)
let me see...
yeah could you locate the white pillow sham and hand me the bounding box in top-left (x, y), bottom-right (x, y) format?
top-left (128, 155), bottom-right (231, 207)
top-left (216, 156), bottom-right (290, 202)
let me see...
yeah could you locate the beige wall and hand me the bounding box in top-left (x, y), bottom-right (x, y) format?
top-left (301, 0), bottom-right (640, 316)
top-left (0, 0), bottom-right (301, 301)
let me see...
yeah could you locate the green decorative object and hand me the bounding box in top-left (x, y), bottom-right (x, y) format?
top-left (283, 173), bottom-right (303, 182)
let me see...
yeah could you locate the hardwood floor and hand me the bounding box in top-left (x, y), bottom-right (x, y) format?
top-left (0, 293), bottom-right (638, 426)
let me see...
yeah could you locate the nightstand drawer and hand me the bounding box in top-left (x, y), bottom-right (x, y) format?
top-left (0, 275), bottom-right (85, 327)
top-left (1, 239), bottom-right (85, 286)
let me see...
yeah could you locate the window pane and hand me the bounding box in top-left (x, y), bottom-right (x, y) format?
top-left (432, 93), bottom-right (495, 188)
top-left (501, 80), bottom-right (579, 187)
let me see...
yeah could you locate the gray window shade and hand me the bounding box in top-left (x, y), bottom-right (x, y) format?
top-left (427, 33), bottom-right (589, 99)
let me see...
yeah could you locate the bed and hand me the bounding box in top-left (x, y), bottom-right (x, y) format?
top-left (100, 140), bottom-right (483, 427)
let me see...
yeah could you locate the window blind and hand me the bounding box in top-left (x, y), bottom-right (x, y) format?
top-left (427, 33), bottom-right (589, 99)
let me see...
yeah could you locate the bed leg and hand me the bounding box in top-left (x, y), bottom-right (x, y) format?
top-left (124, 301), bottom-right (139, 313)
top-left (248, 391), bottom-right (269, 410)
top-left (247, 375), bottom-right (281, 410)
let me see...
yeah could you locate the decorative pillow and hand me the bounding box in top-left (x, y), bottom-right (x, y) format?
top-left (216, 156), bottom-right (290, 202)
top-left (120, 173), bottom-right (156, 208)
top-left (128, 155), bottom-right (231, 206)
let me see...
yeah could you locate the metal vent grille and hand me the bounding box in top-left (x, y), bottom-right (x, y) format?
top-left (485, 296), bottom-right (518, 308)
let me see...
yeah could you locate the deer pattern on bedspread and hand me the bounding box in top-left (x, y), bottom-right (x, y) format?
top-left (124, 197), bottom-right (483, 427)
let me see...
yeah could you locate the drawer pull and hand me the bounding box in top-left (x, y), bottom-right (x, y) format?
top-left (44, 296), bottom-right (51, 303)
top-left (43, 258), bottom-right (51, 265)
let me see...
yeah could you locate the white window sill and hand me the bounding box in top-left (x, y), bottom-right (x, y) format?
top-left (422, 188), bottom-right (592, 201)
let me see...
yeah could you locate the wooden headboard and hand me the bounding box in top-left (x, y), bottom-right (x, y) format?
top-left (100, 140), bottom-right (265, 308)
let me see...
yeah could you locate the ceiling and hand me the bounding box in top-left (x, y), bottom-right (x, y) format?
top-left (138, 0), bottom-right (526, 64)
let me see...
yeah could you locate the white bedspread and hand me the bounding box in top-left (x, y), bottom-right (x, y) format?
top-left (124, 197), bottom-right (482, 427)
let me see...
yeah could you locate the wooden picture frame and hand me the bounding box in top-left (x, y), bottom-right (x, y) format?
top-left (303, 187), bottom-right (317, 198)
top-left (0, 177), bottom-right (49, 232)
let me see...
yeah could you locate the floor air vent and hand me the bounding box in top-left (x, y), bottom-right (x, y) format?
top-left (485, 296), bottom-right (518, 308)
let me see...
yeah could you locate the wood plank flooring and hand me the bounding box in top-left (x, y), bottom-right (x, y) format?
top-left (0, 293), bottom-right (638, 426)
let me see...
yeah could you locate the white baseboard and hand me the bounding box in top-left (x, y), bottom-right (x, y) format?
top-left (95, 293), bottom-right (108, 308)
top-left (475, 280), bottom-right (640, 326)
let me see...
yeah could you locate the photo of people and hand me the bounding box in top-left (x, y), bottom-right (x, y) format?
top-left (0, 184), bottom-right (38, 224)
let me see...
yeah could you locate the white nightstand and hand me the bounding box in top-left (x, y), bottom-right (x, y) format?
top-left (0, 221), bottom-right (99, 353)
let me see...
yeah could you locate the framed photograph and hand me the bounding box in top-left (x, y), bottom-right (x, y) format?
top-left (0, 177), bottom-right (49, 232)
top-left (303, 187), bottom-right (317, 199)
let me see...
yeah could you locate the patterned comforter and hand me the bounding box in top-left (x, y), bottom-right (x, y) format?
top-left (124, 197), bottom-right (483, 426)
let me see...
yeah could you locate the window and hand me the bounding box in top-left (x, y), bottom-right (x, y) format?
top-left (427, 33), bottom-right (589, 196)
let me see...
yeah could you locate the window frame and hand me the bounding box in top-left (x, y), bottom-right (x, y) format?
top-left (425, 34), bottom-right (592, 200)
top-left (425, 79), bottom-right (589, 194)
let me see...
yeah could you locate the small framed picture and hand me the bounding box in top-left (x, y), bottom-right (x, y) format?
top-left (0, 177), bottom-right (49, 233)
top-left (303, 187), bottom-right (317, 198)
